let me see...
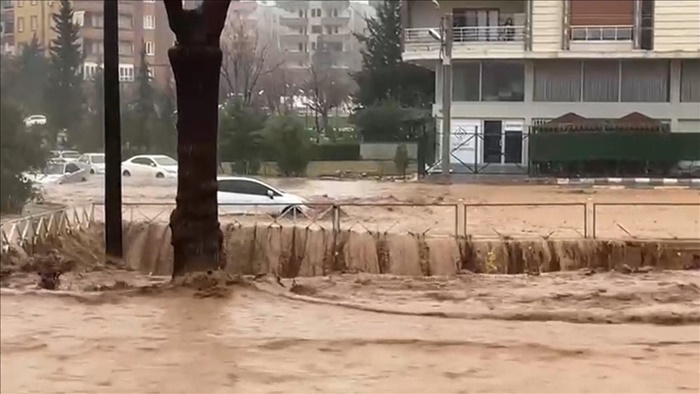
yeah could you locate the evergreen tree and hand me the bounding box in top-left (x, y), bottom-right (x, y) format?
top-left (83, 65), bottom-right (105, 151)
top-left (4, 35), bottom-right (49, 114)
top-left (131, 44), bottom-right (158, 152)
top-left (354, 0), bottom-right (434, 109)
top-left (44, 0), bottom-right (84, 146)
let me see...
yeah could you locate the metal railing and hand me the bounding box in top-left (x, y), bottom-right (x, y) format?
top-left (3, 201), bottom-right (698, 250)
top-left (405, 25), bottom-right (526, 45)
top-left (1, 205), bottom-right (94, 251)
top-left (569, 25), bottom-right (633, 41)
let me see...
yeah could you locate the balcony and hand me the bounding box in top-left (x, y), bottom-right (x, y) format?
top-left (321, 16), bottom-right (350, 26)
top-left (279, 16), bottom-right (308, 27)
top-left (568, 25), bottom-right (635, 52)
top-left (404, 25), bottom-right (527, 61)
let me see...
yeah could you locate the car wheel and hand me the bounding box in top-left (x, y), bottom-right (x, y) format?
top-left (89, 169), bottom-right (95, 175)
top-left (80, 177), bottom-right (87, 182)
top-left (122, 170), bottom-right (131, 177)
top-left (280, 205), bottom-right (302, 218)
top-left (156, 172), bottom-right (165, 179)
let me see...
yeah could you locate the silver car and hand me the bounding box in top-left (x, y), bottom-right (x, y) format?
top-left (25, 160), bottom-right (89, 185)
top-left (77, 153), bottom-right (106, 175)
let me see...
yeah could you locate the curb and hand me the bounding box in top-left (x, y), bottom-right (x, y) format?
top-left (555, 178), bottom-right (700, 188)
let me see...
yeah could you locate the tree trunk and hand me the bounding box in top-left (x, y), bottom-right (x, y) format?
top-left (168, 44), bottom-right (224, 278)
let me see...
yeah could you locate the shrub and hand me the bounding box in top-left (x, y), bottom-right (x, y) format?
top-left (312, 143), bottom-right (361, 161)
top-left (393, 143), bottom-right (409, 178)
top-left (264, 115), bottom-right (311, 177)
top-left (1, 97), bottom-right (47, 214)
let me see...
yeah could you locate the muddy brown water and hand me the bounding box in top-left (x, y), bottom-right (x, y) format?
top-left (2, 180), bottom-right (699, 393)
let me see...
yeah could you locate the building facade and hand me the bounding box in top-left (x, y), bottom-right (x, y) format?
top-left (11, 0), bottom-right (173, 88)
top-left (275, 0), bottom-right (374, 74)
top-left (0, 0), bottom-right (15, 55)
top-left (402, 0), bottom-right (700, 169)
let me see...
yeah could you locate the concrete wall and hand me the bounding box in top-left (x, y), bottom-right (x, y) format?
top-left (360, 142), bottom-right (418, 161)
top-left (222, 161), bottom-right (418, 177)
top-left (654, 0), bottom-right (700, 52)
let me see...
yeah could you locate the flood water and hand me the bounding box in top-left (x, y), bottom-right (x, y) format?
top-left (2, 284), bottom-right (699, 394)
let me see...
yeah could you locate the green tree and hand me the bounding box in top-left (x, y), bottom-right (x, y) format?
top-left (130, 44), bottom-right (158, 152)
top-left (353, 0), bottom-right (434, 109)
top-left (0, 96), bottom-right (48, 214)
top-left (3, 35), bottom-right (49, 114)
top-left (151, 83), bottom-right (177, 156)
top-left (219, 101), bottom-right (267, 174)
top-left (44, 0), bottom-right (85, 146)
top-left (264, 115), bottom-right (310, 177)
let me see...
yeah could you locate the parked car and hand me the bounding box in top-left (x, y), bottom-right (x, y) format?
top-left (217, 176), bottom-right (306, 216)
top-left (50, 150), bottom-right (81, 163)
top-left (121, 155), bottom-right (178, 178)
top-left (24, 114), bottom-right (47, 127)
top-left (24, 160), bottom-right (89, 185)
top-left (77, 153), bottom-right (105, 175)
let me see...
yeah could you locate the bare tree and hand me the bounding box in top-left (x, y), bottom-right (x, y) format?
top-left (220, 19), bottom-right (283, 106)
top-left (303, 45), bottom-right (354, 142)
top-left (163, 0), bottom-right (232, 278)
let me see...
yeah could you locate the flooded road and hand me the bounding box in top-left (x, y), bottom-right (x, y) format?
top-left (2, 275), bottom-right (699, 394)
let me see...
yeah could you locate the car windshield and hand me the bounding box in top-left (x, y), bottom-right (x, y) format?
top-left (62, 152), bottom-right (80, 159)
top-left (91, 154), bottom-right (105, 164)
top-left (153, 156), bottom-right (177, 166)
top-left (45, 163), bottom-right (64, 175)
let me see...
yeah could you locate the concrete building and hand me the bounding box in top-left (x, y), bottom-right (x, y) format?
top-left (10, 0), bottom-right (173, 88)
top-left (275, 0), bottom-right (374, 74)
top-left (0, 0), bottom-right (15, 55)
top-left (402, 0), bottom-right (700, 170)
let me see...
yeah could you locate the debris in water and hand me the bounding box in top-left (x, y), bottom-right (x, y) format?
top-left (37, 270), bottom-right (62, 290)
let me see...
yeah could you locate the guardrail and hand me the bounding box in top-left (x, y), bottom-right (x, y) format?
top-left (0, 205), bottom-right (94, 251)
top-left (2, 201), bottom-right (698, 250)
top-left (405, 26), bottom-right (526, 46)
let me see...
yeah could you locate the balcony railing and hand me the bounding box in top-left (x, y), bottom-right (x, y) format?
top-left (405, 25), bottom-right (526, 46)
top-left (570, 25), bottom-right (633, 42)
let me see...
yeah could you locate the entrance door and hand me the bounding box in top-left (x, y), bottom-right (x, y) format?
top-left (483, 120), bottom-right (502, 163)
top-left (504, 122), bottom-right (524, 164)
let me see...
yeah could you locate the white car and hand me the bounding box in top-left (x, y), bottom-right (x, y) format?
top-left (122, 155), bottom-right (178, 178)
top-left (217, 176), bottom-right (306, 216)
top-left (77, 153), bottom-right (105, 175)
top-left (24, 160), bottom-right (89, 185)
top-left (24, 114), bottom-right (47, 127)
top-left (50, 150), bottom-right (81, 163)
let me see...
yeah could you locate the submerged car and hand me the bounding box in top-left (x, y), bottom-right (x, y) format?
top-left (50, 150), bottom-right (81, 163)
top-left (121, 155), bottom-right (178, 178)
top-left (77, 153), bottom-right (105, 175)
top-left (24, 161), bottom-right (89, 185)
top-left (217, 176), bottom-right (306, 216)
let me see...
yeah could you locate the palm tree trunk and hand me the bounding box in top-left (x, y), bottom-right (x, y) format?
top-left (168, 44), bottom-right (223, 278)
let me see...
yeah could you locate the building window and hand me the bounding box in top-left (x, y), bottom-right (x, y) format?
top-left (681, 60), bottom-right (700, 103)
top-left (297, 42), bottom-right (303, 52)
top-left (583, 60), bottom-right (619, 102)
top-left (73, 11), bottom-right (85, 27)
top-left (119, 64), bottom-right (134, 82)
top-left (145, 40), bottom-right (155, 56)
top-left (119, 14), bottom-right (132, 29)
top-left (91, 41), bottom-right (104, 55)
top-left (16, 0), bottom-right (23, 7)
top-left (16, 17), bottom-right (23, 32)
top-left (312, 25), bottom-right (322, 34)
top-left (533, 60), bottom-right (582, 102)
top-left (30, 0), bottom-right (37, 5)
top-left (143, 15), bottom-right (155, 30)
top-left (481, 62), bottom-right (525, 102)
top-left (118, 41), bottom-right (133, 55)
top-left (29, 15), bottom-right (37, 31)
top-left (311, 41), bottom-right (316, 50)
top-left (452, 62), bottom-right (480, 102)
top-left (620, 60), bottom-right (669, 102)
top-left (91, 14), bottom-right (103, 28)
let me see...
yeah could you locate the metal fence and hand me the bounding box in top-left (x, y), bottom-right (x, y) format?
top-left (2, 201), bottom-right (698, 250)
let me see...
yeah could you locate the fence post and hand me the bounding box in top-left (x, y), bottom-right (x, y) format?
top-left (332, 204), bottom-right (340, 235)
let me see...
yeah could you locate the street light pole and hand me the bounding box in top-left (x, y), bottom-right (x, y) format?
top-left (440, 13), bottom-right (453, 178)
top-left (103, 0), bottom-right (123, 258)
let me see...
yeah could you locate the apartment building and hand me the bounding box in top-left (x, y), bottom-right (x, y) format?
top-left (0, 0), bottom-right (15, 55)
top-left (402, 0), bottom-right (700, 169)
top-left (275, 0), bottom-right (374, 75)
top-left (11, 0), bottom-right (173, 88)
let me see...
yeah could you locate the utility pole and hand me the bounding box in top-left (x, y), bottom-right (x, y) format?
top-left (440, 13), bottom-right (453, 178)
top-left (104, 0), bottom-right (123, 258)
